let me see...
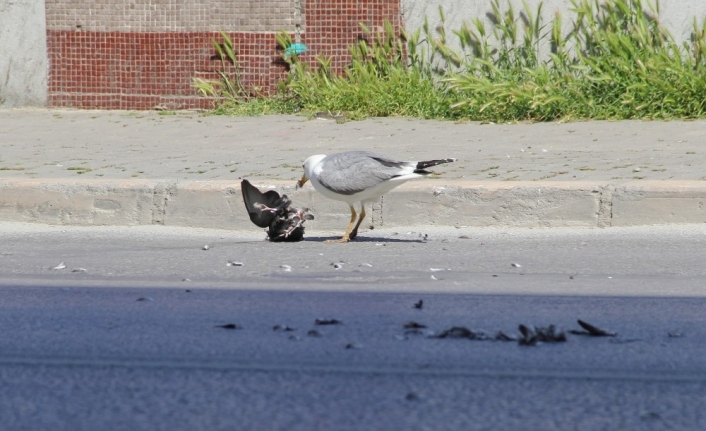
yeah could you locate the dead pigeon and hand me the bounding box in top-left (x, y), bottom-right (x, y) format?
top-left (241, 179), bottom-right (314, 242)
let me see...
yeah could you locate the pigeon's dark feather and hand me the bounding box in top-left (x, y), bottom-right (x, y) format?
top-left (241, 179), bottom-right (313, 242)
top-left (241, 180), bottom-right (282, 228)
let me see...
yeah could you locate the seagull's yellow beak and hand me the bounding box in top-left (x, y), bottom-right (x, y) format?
top-left (296, 174), bottom-right (309, 190)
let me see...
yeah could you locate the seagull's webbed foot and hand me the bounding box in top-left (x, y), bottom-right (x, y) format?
top-left (325, 236), bottom-right (351, 244)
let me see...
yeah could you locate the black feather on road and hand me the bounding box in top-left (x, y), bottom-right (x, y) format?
top-left (241, 179), bottom-right (313, 242)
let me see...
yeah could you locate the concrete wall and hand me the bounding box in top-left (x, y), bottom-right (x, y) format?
top-left (0, 0), bottom-right (48, 107)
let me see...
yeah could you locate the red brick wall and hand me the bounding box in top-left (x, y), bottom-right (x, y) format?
top-left (46, 0), bottom-right (401, 110)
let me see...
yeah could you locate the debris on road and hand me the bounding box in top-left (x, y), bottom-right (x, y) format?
top-left (569, 319), bottom-right (617, 337)
top-left (434, 326), bottom-right (484, 340)
top-left (215, 323), bottom-right (240, 330)
top-left (518, 324), bottom-right (567, 345)
top-left (495, 331), bottom-right (516, 341)
top-left (315, 318), bottom-right (342, 325)
top-left (404, 321), bottom-right (427, 329)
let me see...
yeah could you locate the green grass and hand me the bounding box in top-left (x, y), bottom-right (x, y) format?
top-left (195, 0), bottom-right (706, 122)
top-left (67, 166), bottom-right (93, 174)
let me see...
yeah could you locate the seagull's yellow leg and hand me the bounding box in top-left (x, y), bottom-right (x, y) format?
top-left (349, 204), bottom-right (366, 240)
top-left (325, 205), bottom-right (356, 243)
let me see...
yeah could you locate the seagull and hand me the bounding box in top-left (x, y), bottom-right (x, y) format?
top-left (296, 151), bottom-right (455, 243)
top-left (241, 179), bottom-right (313, 242)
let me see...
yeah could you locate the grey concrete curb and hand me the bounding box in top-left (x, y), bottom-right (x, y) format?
top-left (1, 179), bottom-right (705, 230)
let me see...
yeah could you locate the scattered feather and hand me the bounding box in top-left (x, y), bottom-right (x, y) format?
top-left (568, 319), bottom-right (617, 337)
top-left (495, 331), bottom-right (516, 341)
top-left (51, 262), bottom-right (66, 270)
top-left (404, 321), bottom-right (427, 329)
top-left (280, 265), bottom-right (292, 272)
top-left (315, 318), bottom-right (342, 325)
top-left (227, 260), bottom-right (244, 267)
top-left (518, 324), bottom-right (566, 345)
top-left (202, 245), bottom-right (210, 250)
top-left (434, 326), bottom-right (480, 340)
top-left (71, 267), bottom-right (87, 273)
top-left (405, 392), bottom-right (419, 401)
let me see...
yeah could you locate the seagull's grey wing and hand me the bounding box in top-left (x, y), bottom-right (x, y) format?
top-left (316, 151), bottom-right (413, 196)
top-left (241, 179), bottom-right (280, 228)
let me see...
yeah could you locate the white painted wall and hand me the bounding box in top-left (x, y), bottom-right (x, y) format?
top-left (0, 0), bottom-right (47, 107)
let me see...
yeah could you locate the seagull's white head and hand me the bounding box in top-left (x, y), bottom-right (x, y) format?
top-left (296, 154), bottom-right (327, 189)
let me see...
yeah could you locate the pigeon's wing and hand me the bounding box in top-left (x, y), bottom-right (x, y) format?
top-left (241, 179), bottom-right (282, 228)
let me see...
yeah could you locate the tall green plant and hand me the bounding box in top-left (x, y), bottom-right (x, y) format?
top-left (444, 0), bottom-right (706, 121)
top-left (283, 20), bottom-right (454, 119)
top-left (192, 31), bottom-right (250, 103)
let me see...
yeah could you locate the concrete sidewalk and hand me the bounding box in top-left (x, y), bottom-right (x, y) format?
top-left (1, 108), bottom-right (705, 231)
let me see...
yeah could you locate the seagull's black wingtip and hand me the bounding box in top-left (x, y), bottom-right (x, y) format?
top-left (415, 157), bottom-right (456, 172)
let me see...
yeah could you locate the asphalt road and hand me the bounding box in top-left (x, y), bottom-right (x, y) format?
top-left (1, 223), bottom-right (706, 431)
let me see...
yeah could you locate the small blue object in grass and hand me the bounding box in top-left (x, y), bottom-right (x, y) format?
top-left (285, 42), bottom-right (308, 56)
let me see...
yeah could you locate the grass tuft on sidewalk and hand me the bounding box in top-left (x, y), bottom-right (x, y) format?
top-left (195, 0), bottom-right (706, 122)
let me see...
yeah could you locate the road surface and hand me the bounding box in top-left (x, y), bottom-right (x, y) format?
top-left (1, 223), bottom-right (705, 430)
